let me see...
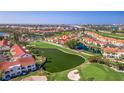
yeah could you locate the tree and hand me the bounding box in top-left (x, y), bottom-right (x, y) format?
top-left (112, 30), bottom-right (117, 34)
top-left (13, 31), bottom-right (22, 44)
top-left (88, 56), bottom-right (102, 63)
top-left (66, 39), bottom-right (78, 49)
top-left (117, 62), bottom-right (124, 70)
top-left (96, 29), bottom-right (99, 32)
top-left (88, 56), bottom-right (111, 65)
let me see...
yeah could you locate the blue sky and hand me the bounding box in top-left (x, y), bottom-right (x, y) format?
top-left (0, 11), bottom-right (124, 24)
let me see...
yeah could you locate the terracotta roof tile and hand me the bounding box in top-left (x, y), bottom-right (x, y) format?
top-left (0, 39), bottom-right (8, 46)
top-left (0, 61), bottom-right (20, 70)
top-left (0, 57), bottom-right (35, 71)
top-left (11, 44), bottom-right (27, 57)
top-left (103, 47), bottom-right (119, 53)
top-left (16, 57), bottom-right (35, 67)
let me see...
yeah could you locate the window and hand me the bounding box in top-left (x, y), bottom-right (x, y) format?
top-left (32, 65), bottom-right (35, 67)
top-left (17, 72), bottom-right (21, 75)
top-left (28, 65), bottom-right (31, 68)
top-left (32, 67), bottom-right (36, 70)
top-left (5, 75), bottom-right (11, 80)
top-left (18, 67), bottom-right (20, 70)
top-left (11, 73), bottom-right (15, 76)
top-left (22, 67), bottom-right (25, 69)
top-left (5, 71), bottom-right (10, 74)
top-left (10, 69), bottom-right (13, 72)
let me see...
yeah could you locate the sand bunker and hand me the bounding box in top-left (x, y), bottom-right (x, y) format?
top-left (67, 69), bottom-right (80, 81)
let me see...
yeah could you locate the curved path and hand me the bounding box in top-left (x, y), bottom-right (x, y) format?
top-left (40, 41), bottom-right (94, 57)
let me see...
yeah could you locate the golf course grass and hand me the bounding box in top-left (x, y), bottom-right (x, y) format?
top-left (13, 63), bottom-right (124, 81)
top-left (79, 63), bottom-right (124, 81)
top-left (30, 42), bottom-right (86, 72)
top-left (27, 41), bottom-right (124, 81)
top-left (96, 31), bottom-right (124, 40)
top-left (31, 41), bottom-right (95, 59)
top-left (37, 48), bottom-right (85, 72)
top-left (47, 63), bottom-right (124, 81)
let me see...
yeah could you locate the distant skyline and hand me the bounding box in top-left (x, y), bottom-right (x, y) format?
top-left (0, 11), bottom-right (124, 24)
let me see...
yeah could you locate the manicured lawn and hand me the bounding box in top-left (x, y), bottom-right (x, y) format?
top-left (32, 48), bottom-right (85, 73)
top-left (79, 63), bottom-right (124, 80)
top-left (31, 41), bottom-right (81, 54)
top-left (96, 31), bottom-right (124, 40)
top-left (27, 41), bottom-right (124, 81)
top-left (30, 43), bottom-right (85, 73)
top-left (47, 63), bottom-right (124, 81)
top-left (13, 63), bottom-right (124, 81)
top-left (31, 41), bottom-right (95, 59)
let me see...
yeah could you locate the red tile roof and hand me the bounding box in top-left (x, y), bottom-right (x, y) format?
top-left (0, 61), bottom-right (20, 70)
top-left (16, 57), bottom-right (35, 67)
top-left (0, 57), bottom-right (35, 71)
top-left (62, 35), bottom-right (68, 40)
top-left (84, 37), bottom-right (95, 42)
top-left (95, 40), bottom-right (107, 45)
top-left (84, 37), bottom-right (107, 45)
top-left (86, 31), bottom-right (124, 44)
top-left (118, 49), bottom-right (124, 53)
top-left (0, 39), bottom-right (8, 46)
top-left (103, 47), bottom-right (119, 53)
top-left (103, 47), bottom-right (124, 54)
top-left (11, 44), bottom-right (27, 57)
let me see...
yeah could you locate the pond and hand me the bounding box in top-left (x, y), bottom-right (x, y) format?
top-left (29, 34), bottom-right (43, 40)
top-left (76, 43), bottom-right (101, 54)
top-left (0, 32), bottom-right (8, 36)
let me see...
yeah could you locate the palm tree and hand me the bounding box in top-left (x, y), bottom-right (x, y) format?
top-left (12, 31), bottom-right (24, 45)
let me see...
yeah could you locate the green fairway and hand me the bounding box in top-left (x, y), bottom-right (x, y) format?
top-left (96, 31), bottom-right (124, 40)
top-left (47, 63), bottom-right (124, 81)
top-left (37, 48), bottom-right (85, 72)
top-left (31, 41), bottom-right (83, 55)
top-left (29, 41), bottom-right (124, 81)
top-left (31, 41), bottom-right (95, 59)
top-left (30, 42), bottom-right (86, 72)
top-left (79, 63), bottom-right (124, 80)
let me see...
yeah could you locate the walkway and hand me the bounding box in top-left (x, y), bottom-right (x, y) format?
top-left (110, 67), bottom-right (124, 73)
top-left (21, 76), bottom-right (47, 81)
